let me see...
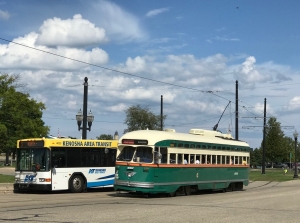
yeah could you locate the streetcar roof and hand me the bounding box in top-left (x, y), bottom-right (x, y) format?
top-left (119, 130), bottom-right (249, 147)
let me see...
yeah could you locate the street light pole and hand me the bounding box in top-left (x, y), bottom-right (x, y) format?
top-left (293, 130), bottom-right (298, 179)
top-left (76, 77), bottom-right (94, 139)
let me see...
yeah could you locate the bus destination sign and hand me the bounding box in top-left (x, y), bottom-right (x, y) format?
top-left (19, 140), bottom-right (44, 148)
top-left (122, 139), bottom-right (148, 145)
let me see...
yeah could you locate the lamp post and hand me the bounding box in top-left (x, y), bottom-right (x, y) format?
top-left (293, 130), bottom-right (298, 179)
top-left (76, 77), bottom-right (94, 139)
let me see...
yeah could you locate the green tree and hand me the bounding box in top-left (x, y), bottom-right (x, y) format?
top-left (124, 105), bottom-right (167, 133)
top-left (96, 134), bottom-right (113, 140)
top-left (264, 117), bottom-right (286, 166)
top-left (0, 74), bottom-right (50, 153)
top-left (250, 147), bottom-right (262, 167)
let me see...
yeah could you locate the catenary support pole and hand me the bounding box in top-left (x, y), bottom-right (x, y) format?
top-left (262, 98), bottom-right (266, 174)
top-left (235, 80), bottom-right (239, 140)
top-left (161, 95), bottom-right (163, 131)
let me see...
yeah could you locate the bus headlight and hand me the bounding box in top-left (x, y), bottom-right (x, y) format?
top-left (39, 178), bottom-right (51, 182)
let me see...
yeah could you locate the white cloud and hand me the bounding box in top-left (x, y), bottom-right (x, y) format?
top-left (235, 56), bottom-right (270, 84)
top-left (0, 9), bottom-right (10, 20)
top-left (146, 7), bottom-right (169, 17)
top-left (287, 96), bottom-right (300, 112)
top-left (125, 56), bottom-right (146, 73)
top-left (0, 32), bottom-right (109, 70)
top-left (91, 0), bottom-right (147, 43)
top-left (253, 102), bottom-right (275, 116)
top-left (36, 14), bottom-right (108, 48)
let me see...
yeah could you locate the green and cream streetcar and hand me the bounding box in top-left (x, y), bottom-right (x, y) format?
top-left (114, 128), bottom-right (250, 196)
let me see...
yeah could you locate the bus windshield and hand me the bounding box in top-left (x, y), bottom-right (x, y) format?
top-left (117, 146), bottom-right (153, 163)
top-left (16, 148), bottom-right (50, 171)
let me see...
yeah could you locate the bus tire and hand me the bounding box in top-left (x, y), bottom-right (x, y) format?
top-left (184, 186), bottom-right (192, 196)
top-left (70, 175), bottom-right (84, 193)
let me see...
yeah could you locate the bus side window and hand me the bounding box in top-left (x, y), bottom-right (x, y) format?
top-left (105, 149), bottom-right (116, 167)
top-left (51, 148), bottom-right (66, 168)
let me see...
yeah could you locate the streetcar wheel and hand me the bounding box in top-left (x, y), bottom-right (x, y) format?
top-left (168, 192), bottom-right (176, 197)
top-left (226, 183), bottom-right (234, 192)
top-left (70, 175), bottom-right (84, 193)
top-left (184, 186), bottom-right (192, 196)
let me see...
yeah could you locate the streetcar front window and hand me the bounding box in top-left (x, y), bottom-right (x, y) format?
top-left (16, 148), bottom-right (50, 171)
top-left (117, 146), bottom-right (136, 161)
top-left (134, 147), bottom-right (153, 163)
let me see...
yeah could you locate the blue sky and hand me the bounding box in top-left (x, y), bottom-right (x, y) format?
top-left (1, 0), bottom-right (300, 148)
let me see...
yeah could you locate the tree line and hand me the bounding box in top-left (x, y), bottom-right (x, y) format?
top-left (250, 117), bottom-right (298, 167)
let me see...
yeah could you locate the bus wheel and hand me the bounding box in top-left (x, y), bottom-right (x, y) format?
top-left (184, 186), bottom-right (192, 196)
top-left (70, 175), bottom-right (84, 193)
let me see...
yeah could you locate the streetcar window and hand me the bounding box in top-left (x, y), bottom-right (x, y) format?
top-left (202, 145), bottom-right (207, 149)
top-left (190, 144), bottom-right (195, 148)
top-left (212, 155), bottom-right (216, 164)
top-left (117, 146), bottom-right (136, 161)
top-left (196, 155), bottom-right (200, 163)
top-left (239, 156), bottom-right (242, 165)
top-left (217, 146), bottom-right (221, 150)
top-left (212, 146), bottom-right (216, 150)
top-left (217, 155), bottom-right (221, 164)
top-left (201, 155), bottom-right (206, 164)
top-left (178, 154), bottom-right (183, 164)
top-left (178, 143), bottom-right (183, 147)
top-left (190, 155), bottom-right (195, 163)
top-left (160, 147), bottom-right (168, 164)
top-left (134, 147), bottom-right (153, 163)
top-left (226, 156), bottom-right (230, 164)
top-left (222, 146), bottom-right (226, 150)
top-left (207, 145), bottom-right (211, 149)
top-left (196, 145), bottom-right (201, 148)
top-left (184, 154), bottom-right (189, 164)
top-left (170, 153), bottom-right (176, 164)
top-left (235, 156), bottom-right (238, 164)
top-left (222, 155), bottom-right (226, 164)
top-left (184, 144), bottom-right (189, 148)
top-left (207, 155), bottom-right (211, 164)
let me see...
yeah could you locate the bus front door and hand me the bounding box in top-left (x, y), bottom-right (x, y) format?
top-left (52, 167), bottom-right (69, 190)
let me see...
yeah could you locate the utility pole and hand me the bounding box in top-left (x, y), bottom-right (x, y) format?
top-left (262, 98), bottom-right (266, 174)
top-left (235, 80), bottom-right (239, 140)
top-left (161, 95), bottom-right (163, 131)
